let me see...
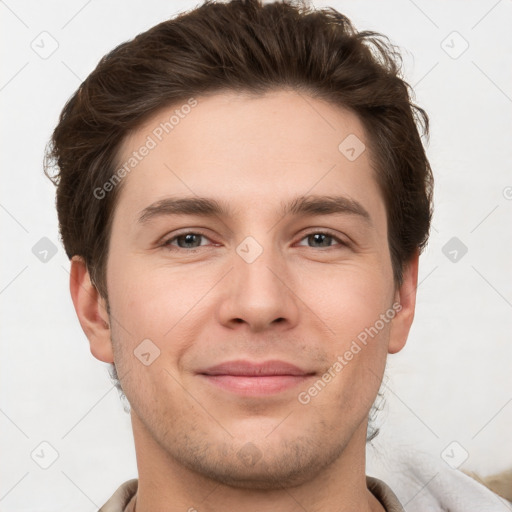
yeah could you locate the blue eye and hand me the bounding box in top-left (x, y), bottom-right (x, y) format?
top-left (297, 231), bottom-right (346, 249)
top-left (163, 232), bottom-right (210, 250)
top-left (162, 230), bottom-right (347, 252)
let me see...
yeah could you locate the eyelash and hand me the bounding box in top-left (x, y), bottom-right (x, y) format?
top-left (161, 230), bottom-right (348, 252)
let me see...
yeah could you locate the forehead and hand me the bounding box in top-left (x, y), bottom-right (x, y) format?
top-left (112, 89), bottom-right (385, 225)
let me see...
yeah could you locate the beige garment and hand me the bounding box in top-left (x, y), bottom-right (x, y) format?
top-left (463, 468), bottom-right (512, 502)
top-left (98, 479), bottom-right (137, 512)
top-left (98, 476), bottom-right (404, 512)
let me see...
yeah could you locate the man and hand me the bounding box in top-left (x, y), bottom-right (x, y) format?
top-left (44, 0), bottom-right (468, 510)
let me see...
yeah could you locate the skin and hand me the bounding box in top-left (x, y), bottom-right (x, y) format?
top-left (70, 89), bottom-right (418, 512)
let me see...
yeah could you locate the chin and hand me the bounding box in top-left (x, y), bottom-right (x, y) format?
top-left (176, 435), bottom-right (346, 490)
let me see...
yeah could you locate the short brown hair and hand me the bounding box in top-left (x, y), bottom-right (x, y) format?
top-left (44, 0), bottom-right (433, 299)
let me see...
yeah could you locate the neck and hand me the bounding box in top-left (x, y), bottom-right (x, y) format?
top-left (129, 413), bottom-right (385, 512)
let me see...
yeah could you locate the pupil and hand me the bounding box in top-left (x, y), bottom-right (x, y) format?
top-left (312, 233), bottom-right (329, 247)
top-left (182, 234), bottom-right (199, 247)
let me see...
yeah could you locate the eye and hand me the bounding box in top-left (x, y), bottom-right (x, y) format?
top-left (296, 231), bottom-right (347, 249)
top-left (161, 230), bottom-right (348, 252)
top-left (162, 232), bottom-right (212, 251)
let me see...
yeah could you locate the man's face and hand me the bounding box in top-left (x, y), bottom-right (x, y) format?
top-left (100, 90), bottom-right (409, 487)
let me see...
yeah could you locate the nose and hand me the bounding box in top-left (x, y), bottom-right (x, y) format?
top-left (216, 239), bottom-right (300, 333)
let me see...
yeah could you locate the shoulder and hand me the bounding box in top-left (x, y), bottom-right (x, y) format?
top-left (98, 479), bottom-right (138, 512)
top-left (367, 476), bottom-right (405, 512)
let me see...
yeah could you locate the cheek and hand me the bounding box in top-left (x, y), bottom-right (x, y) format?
top-left (305, 264), bottom-right (394, 403)
top-left (300, 261), bottom-right (394, 337)
top-left (106, 256), bottom-right (213, 383)
top-left (107, 254), bottom-right (199, 333)
top-left (306, 288), bottom-right (392, 416)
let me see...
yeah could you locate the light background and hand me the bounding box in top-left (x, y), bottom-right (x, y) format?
top-left (1, 0), bottom-right (511, 510)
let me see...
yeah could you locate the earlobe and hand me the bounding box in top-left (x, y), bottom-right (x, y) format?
top-left (69, 256), bottom-right (114, 363)
top-left (388, 249), bottom-right (420, 354)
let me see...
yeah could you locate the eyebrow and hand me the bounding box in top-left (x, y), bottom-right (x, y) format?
top-left (137, 194), bottom-right (372, 226)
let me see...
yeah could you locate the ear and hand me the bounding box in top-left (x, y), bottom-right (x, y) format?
top-left (388, 249), bottom-right (419, 354)
top-left (69, 256), bottom-right (114, 363)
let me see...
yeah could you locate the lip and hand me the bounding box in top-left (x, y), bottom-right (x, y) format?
top-left (198, 360), bottom-right (316, 396)
top-left (199, 359), bottom-right (312, 376)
